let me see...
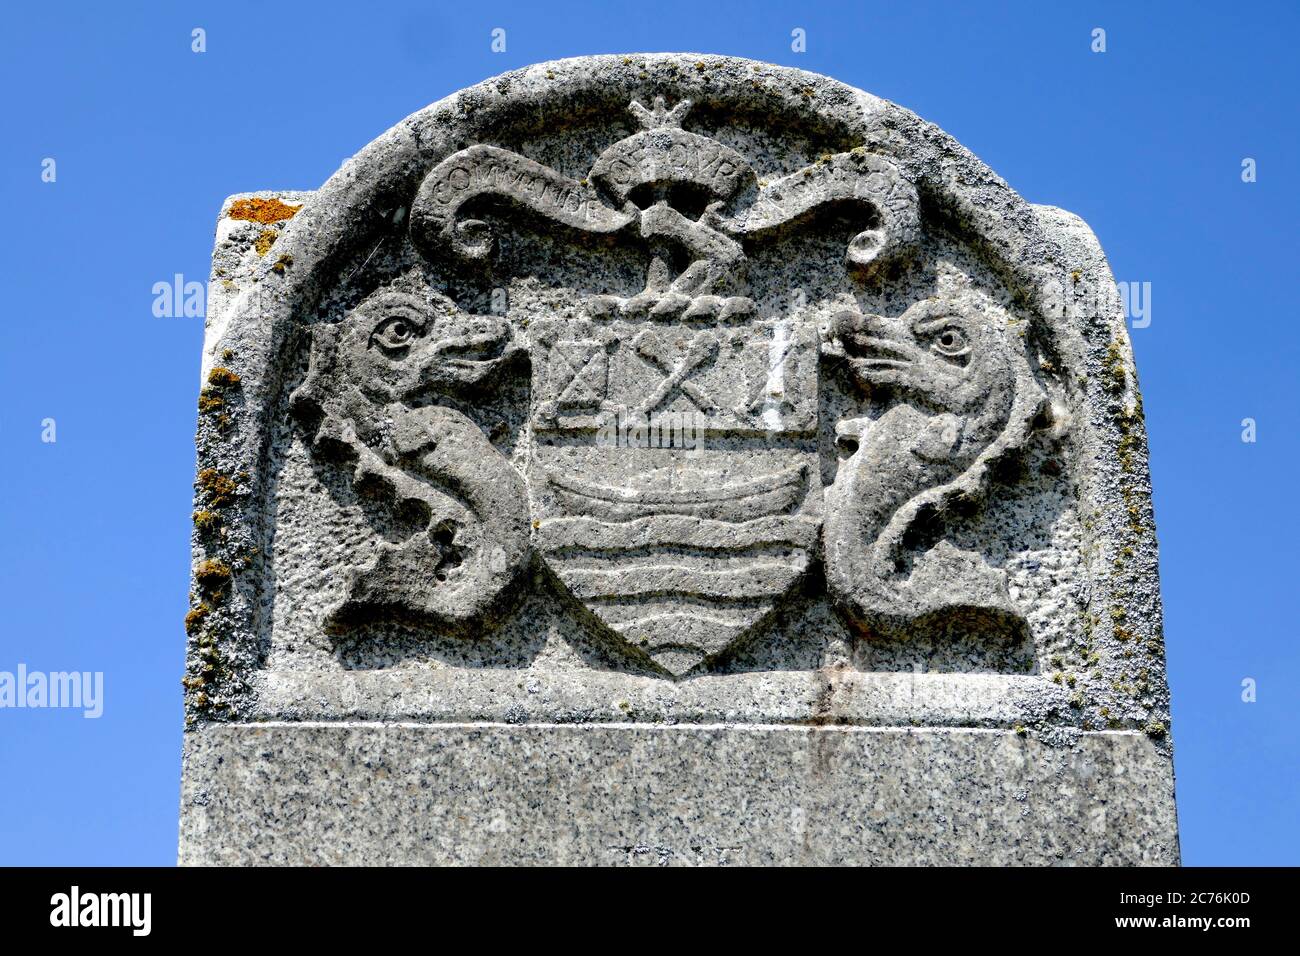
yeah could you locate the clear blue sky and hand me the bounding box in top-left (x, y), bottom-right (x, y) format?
top-left (0, 1), bottom-right (1295, 866)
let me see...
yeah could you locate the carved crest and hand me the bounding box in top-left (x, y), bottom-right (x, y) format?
top-left (289, 96), bottom-right (1047, 677)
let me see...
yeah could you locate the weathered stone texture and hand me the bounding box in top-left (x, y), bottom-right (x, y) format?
top-left (182, 54), bottom-right (1176, 865)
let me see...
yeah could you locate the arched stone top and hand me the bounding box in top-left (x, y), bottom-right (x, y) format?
top-left (188, 55), bottom-right (1162, 754)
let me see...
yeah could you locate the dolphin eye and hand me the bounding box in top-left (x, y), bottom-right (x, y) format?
top-left (370, 314), bottom-right (423, 352)
top-left (931, 327), bottom-right (969, 359)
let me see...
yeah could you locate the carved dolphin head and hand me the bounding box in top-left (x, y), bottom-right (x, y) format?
top-left (344, 290), bottom-right (520, 403)
top-left (294, 290), bottom-right (522, 422)
top-left (832, 295), bottom-right (1018, 415)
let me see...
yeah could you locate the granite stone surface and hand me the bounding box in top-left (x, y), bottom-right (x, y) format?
top-left (180, 724), bottom-right (1177, 866)
top-left (181, 54), bottom-right (1177, 865)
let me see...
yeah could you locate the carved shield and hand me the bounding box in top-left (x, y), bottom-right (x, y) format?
top-left (528, 311), bottom-right (823, 675)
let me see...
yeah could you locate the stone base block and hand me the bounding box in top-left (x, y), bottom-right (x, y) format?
top-left (179, 723), bottom-right (1178, 866)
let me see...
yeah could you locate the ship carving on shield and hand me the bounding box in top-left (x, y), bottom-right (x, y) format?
top-left (536, 463), bottom-right (821, 676)
top-left (295, 94), bottom-right (1047, 678)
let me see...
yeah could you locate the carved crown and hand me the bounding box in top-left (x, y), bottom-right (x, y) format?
top-left (588, 97), bottom-right (755, 204)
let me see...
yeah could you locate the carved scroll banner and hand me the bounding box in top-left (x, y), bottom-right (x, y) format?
top-left (715, 150), bottom-right (922, 274)
top-left (410, 144), bottom-right (637, 261)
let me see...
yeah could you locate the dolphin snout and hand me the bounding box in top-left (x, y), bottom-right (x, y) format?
top-left (833, 310), bottom-right (917, 363)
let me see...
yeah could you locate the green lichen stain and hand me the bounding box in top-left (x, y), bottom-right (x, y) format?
top-left (1103, 339), bottom-right (1127, 396)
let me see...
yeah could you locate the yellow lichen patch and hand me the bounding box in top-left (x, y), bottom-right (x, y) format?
top-left (196, 468), bottom-right (238, 508)
top-left (198, 392), bottom-right (224, 413)
top-left (184, 603), bottom-right (211, 636)
top-left (195, 559), bottom-right (232, 592)
top-left (228, 197), bottom-right (302, 224)
top-left (271, 253), bottom-right (293, 274)
top-left (1103, 339), bottom-right (1127, 395)
top-left (254, 229), bottom-right (277, 256)
top-left (192, 510), bottom-right (221, 534)
top-left (207, 366), bottom-right (241, 389)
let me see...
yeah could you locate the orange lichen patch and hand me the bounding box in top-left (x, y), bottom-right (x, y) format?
top-left (228, 197), bottom-right (302, 224)
top-left (254, 229), bottom-right (277, 256)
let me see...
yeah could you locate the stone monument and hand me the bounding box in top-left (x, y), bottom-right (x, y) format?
top-left (179, 55), bottom-right (1178, 865)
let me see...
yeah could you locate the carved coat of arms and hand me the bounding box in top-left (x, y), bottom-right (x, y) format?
top-left (287, 96), bottom-right (1046, 677)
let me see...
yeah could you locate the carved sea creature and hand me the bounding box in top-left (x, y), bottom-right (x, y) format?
top-left (289, 290), bottom-right (530, 631)
top-left (822, 292), bottom-right (1048, 637)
